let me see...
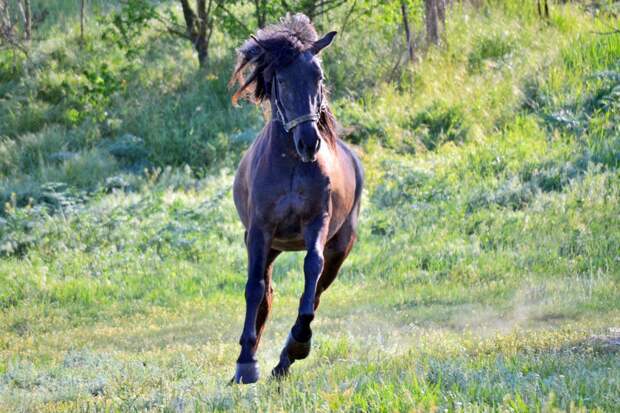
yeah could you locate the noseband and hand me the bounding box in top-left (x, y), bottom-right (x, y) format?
top-left (271, 75), bottom-right (325, 133)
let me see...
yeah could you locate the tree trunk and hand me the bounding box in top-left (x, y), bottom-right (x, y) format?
top-left (255, 0), bottom-right (267, 28)
top-left (301, 0), bottom-right (317, 21)
top-left (424, 0), bottom-right (439, 46)
top-left (178, 0), bottom-right (213, 68)
top-left (436, 0), bottom-right (445, 32)
top-left (278, 0), bottom-right (346, 23)
top-left (179, 0), bottom-right (196, 39)
top-left (18, 0), bottom-right (31, 41)
top-left (80, 0), bottom-right (85, 45)
top-left (0, 0), bottom-right (28, 56)
top-left (400, 0), bottom-right (415, 63)
top-left (196, 0), bottom-right (208, 67)
top-left (537, 0), bottom-right (550, 19)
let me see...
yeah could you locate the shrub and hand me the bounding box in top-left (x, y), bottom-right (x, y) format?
top-left (468, 33), bottom-right (516, 73)
top-left (467, 157), bottom-right (587, 212)
top-left (104, 133), bottom-right (149, 165)
top-left (408, 103), bottom-right (469, 151)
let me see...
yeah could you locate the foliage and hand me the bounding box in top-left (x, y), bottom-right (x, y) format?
top-left (102, 0), bottom-right (160, 59)
top-left (467, 32), bottom-right (516, 73)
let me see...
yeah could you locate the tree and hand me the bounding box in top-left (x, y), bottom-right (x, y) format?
top-left (424, 0), bottom-right (439, 46)
top-left (252, 0), bottom-right (349, 28)
top-left (537, 0), bottom-right (549, 19)
top-left (80, 0), bottom-right (85, 44)
top-left (179, 0), bottom-right (215, 67)
top-left (0, 0), bottom-right (29, 55)
top-left (424, 0), bottom-right (445, 46)
top-left (17, 0), bottom-right (30, 41)
top-left (110, 0), bottom-right (221, 69)
top-left (436, 0), bottom-right (445, 33)
top-left (400, 0), bottom-right (415, 63)
top-left (254, 0), bottom-right (267, 28)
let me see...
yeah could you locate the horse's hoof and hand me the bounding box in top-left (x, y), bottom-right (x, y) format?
top-left (233, 361), bottom-right (260, 384)
top-left (286, 332), bottom-right (312, 360)
top-left (271, 362), bottom-right (290, 379)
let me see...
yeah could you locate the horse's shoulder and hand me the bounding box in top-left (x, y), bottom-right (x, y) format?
top-left (336, 140), bottom-right (363, 178)
top-left (334, 139), bottom-right (364, 204)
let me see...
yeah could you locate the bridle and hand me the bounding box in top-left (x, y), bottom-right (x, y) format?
top-left (271, 74), bottom-right (326, 133)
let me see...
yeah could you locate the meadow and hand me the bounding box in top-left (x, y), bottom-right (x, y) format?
top-left (0, 1), bottom-right (619, 411)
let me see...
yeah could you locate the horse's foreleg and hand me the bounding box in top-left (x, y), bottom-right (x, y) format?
top-left (234, 226), bottom-right (272, 384)
top-left (273, 216), bottom-right (328, 377)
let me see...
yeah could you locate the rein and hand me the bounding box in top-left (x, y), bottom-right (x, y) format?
top-left (271, 75), bottom-right (325, 133)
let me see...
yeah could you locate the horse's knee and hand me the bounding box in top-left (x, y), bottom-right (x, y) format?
top-left (244, 278), bottom-right (265, 306)
top-left (304, 248), bottom-right (324, 278)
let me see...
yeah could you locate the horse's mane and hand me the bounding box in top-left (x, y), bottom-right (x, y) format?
top-left (229, 13), bottom-right (337, 145)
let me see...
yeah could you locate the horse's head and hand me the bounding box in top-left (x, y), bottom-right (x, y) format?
top-left (230, 14), bottom-right (337, 163)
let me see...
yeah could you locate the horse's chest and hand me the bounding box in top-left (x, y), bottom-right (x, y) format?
top-left (264, 169), bottom-right (325, 229)
top-left (273, 182), bottom-right (325, 219)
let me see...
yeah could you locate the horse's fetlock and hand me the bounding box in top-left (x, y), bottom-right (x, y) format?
top-left (287, 330), bottom-right (312, 360)
top-left (292, 319), bottom-right (313, 343)
top-left (239, 335), bottom-right (257, 348)
top-left (299, 313), bottom-right (315, 325)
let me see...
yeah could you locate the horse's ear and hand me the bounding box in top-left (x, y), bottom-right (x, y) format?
top-left (310, 31), bottom-right (337, 55)
top-left (250, 35), bottom-right (267, 51)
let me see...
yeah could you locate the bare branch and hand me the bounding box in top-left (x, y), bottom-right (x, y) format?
top-left (216, 2), bottom-right (251, 35)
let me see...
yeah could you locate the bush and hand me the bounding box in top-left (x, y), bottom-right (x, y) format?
top-left (468, 33), bottom-right (516, 73)
top-left (408, 103), bottom-right (469, 151)
top-left (467, 157), bottom-right (587, 212)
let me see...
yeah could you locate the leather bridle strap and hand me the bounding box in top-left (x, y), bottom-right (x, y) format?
top-left (272, 75), bottom-right (323, 133)
top-left (282, 113), bottom-right (319, 132)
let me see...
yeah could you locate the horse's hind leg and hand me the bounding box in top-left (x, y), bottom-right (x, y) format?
top-left (272, 221), bottom-right (357, 378)
top-left (314, 229), bottom-right (356, 311)
top-left (254, 249), bottom-right (281, 352)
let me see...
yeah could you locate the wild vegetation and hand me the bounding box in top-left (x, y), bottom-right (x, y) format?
top-left (0, 0), bottom-right (619, 411)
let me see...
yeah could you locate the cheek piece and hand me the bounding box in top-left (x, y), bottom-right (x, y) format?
top-left (271, 75), bottom-right (326, 134)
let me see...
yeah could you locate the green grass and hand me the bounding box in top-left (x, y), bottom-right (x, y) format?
top-left (0, 1), bottom-right (619, 411)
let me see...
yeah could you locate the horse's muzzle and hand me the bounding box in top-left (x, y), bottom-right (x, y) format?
top-left (293, 124), bottom-right (321, 162)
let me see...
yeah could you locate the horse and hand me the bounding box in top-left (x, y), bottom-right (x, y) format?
top-left (229, 13), bottom-right (363, 383)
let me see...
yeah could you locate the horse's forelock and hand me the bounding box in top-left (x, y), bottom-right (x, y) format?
top-left (230, 13), bottom-right (320, 105)
top-left (230, 38), bottom-right (264, 105)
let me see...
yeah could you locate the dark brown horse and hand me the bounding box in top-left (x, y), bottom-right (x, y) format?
top-left (229, 14), bottom-right (363, 383)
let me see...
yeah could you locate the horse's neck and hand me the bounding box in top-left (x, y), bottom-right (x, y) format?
top-left (268, 98), bottom-right (281, 126)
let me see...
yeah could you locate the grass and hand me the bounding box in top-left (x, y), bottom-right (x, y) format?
top-left (0, 1), bottom-right (619, 411)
